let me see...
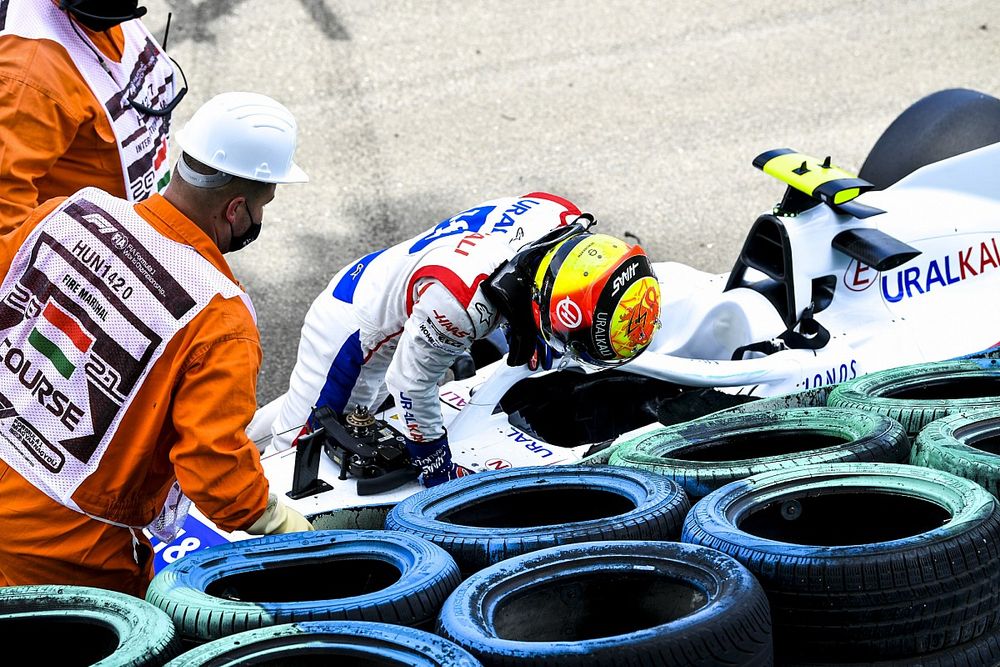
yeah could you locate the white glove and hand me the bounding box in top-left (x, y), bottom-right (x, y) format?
top-left (246, 493), bottom-right (314, 535)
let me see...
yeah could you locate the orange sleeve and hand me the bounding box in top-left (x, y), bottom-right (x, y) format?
top-left (168, 302), bottom-right (270, 533)
top-left (0, 41), bottom-right (80, 234)
top-left (0, 196), bottom-right (65, 277)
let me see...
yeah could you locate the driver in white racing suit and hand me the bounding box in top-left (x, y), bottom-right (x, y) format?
top-left (270, 192), bottom-right (661, 486)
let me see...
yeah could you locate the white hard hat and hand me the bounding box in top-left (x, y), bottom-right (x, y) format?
top-left (175, 92), bottom-right (308, 184)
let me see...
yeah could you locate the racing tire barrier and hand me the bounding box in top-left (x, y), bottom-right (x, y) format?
top-left (681, 462), bottom-right (1000, 662)
top-left (163, 620), bottom-right (482, 666)
top-left (859, 88), bottom-right (1000, 190)
top-left (384, 465), bottom-right (690, 574)
top-left (794, 624), bottom-right (1000, 667)
top-left (608, 406), bottom-right (909, 498)
top-left (911, 408), bottom-right (1000, 498)
top-left (436, 540), bottom-right (773, 666)
top-left (0, 584), bottom-right (181, 666)
top-left (826, 359), bottom-right (1000, 436)
top-left (145, 530), bottom-right (461, 643)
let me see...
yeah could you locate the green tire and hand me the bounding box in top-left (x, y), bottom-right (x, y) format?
top-left (912, 408), bottom-right (1000, 497)
top-left (827, 359), bottom-right (1000, 436)
top-left (682, 462), bottom-right (1000, 660)
top-left (0, 584), bottom-right (180, 666)
top-left (609, 407), bottom-right (909, 498)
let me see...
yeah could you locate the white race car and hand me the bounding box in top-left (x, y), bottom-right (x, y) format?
top-left (151, 88), bottom-right (1000, 570)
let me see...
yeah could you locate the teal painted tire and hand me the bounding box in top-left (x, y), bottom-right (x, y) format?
top-left (0, 584), bottom-right (180, 666)
top-left (146, 530), bottom-right (460, 643)
top-left (827, 359), bottom-right (1000, 436)
top-left (912, 408), bottom-right (1000, 497)
top-left (164, 621), bottom-right (481, 666)
top-left (609, 407), bottom-right (909, 498)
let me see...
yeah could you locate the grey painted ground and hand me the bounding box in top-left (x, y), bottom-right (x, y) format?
top-left (141, 0), bottom-right (1000, 403)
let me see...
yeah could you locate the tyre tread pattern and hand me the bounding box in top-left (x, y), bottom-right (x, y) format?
top-left (681, 463), bottom-right (1000, 661)
top-left (145, 530), bottom-right (461, 642)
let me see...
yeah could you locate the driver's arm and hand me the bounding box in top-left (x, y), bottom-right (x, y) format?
top-left (384, 280), bottom-right (473, 442)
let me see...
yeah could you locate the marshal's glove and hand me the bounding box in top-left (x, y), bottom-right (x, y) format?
top-left (246, 493), bottom-right (314, 535)
top-left (405, 433), bottom-right (457, 488)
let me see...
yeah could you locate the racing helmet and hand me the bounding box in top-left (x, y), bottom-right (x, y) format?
top-left (532, 232), bottom-right (660, 366)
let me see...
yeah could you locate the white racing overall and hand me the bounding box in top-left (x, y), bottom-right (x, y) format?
top-left (271, 192), bottom-right (581, 451)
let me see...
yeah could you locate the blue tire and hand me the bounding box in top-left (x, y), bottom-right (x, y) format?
top-left (164, 620), bottom-right (482, 666)
top-left (437, 540), bottom-right (773, 666)
top-left (384, 465), bottom-right (690, 573)
top-left (682, 462), bottom-right (1000, 662)
top-left (796, 623), bottom-right (1000, 666)
top-left (0, 584), bottom-right (180, 666)
top-left (146, 530), bottom-right (461, 643)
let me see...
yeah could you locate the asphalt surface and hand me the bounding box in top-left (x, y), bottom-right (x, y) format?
top-left (141, 0), bottom-right (1000, 403)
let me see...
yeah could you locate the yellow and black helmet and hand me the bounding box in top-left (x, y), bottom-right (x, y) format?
top-left (531, 232), bottom-right (660, 366)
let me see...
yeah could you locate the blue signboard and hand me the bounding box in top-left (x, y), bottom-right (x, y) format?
top-left (150, 513), bottom-right (229, 573)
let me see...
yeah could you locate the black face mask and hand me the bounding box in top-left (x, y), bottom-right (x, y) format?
top-left (229, 202), bottom-right (262, 252)
top-left (61, 0), bottom-right (147, 32)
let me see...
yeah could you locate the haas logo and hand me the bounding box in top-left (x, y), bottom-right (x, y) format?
top-left (555, 297), bottom-right (583, 328)
top-left (432, 311), bottom-right (469, 338)
top-left (611, 261), bottom-right (639, 296)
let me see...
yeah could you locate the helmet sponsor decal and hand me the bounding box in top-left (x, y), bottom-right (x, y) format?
top-left (611, 259), bottom-right (640, 296)
top-left (593, 256), bottom-right (657, 361)
top-left (554, 296), bottom-right (583, 328)
top-left (611, 277), bottom-right (660, 358)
